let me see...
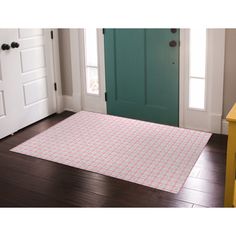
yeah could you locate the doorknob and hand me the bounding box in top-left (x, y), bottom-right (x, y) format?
top-left (1, 44), bottom-right (10, 50)
top-left (11, 42), bottom-right (20, 49)
top-left (170, 29), bottom-right (177, 33)
top-left (169, 40), bottom-right (177, 47)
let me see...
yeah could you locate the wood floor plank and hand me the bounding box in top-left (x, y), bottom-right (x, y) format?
top-left (0, 153), bottom-right (118, 199)
top-left (0, 180), bottom-right (75, 207)
top-left (102, 197), bottom-right (193, 207)
top-left (196, 168), bottom-right (225, 185)
top-left (192, 204), bottom-right (206, 208)
top-left (152, 187), bottom-right (224, 207)
top-left (197, 151), bottom-right (226, 165)
top-left (183, 176), bottom-right (224, 195)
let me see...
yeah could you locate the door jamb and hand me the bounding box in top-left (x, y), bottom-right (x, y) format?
top-left (69, 28), bottom-right (106, 113)
top-left (49, 29), bottom-right (64, 113)
top-left (69, 28), bottom-right (187, 121)
top-left (69, 28), bottom-right (225, 133)
top-left (179, 29), bottom-right (225, 133)
top-left (179, 29), bottom-right (188, 128)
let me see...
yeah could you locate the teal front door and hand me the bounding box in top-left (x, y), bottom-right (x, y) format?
top-left (104, 29), bottom-right (179, 126)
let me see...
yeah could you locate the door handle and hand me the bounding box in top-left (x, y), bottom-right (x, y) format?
top-left (11, 42), bottom-right (20, 49)
top-left (1, 44), bottom-right (10, 50)
top-left (169, 40), bottom-right (177, 47)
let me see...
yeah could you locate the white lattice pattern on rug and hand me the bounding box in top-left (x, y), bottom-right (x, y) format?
top-left (11, 111), bottom-right (211, 193)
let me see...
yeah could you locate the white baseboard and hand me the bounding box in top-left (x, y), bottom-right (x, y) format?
top-left (56, 94), bottom-right (64, 113)
top-left (63, 95), bottom-right (74, 112)
top-left (221, 119), bottom-right (228, 135)
top-left (210, 113), bottom-right (222, 134)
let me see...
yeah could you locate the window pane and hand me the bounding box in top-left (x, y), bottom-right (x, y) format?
top-left (190, 29), bottom-right (206, 78)
top-left (84, 29), bottom-right (99, 95)
top-left (189, 78), bottom-right (205, 109)
top-left (85, 29), bottom-right (98, 67)
top-left (86, 67), bottom-right (99, 95)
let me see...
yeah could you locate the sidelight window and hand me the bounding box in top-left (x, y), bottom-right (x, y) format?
top-left (188, 29), bottom-right (207, 110)
top-left (84, 29), bottom-right (99, 95)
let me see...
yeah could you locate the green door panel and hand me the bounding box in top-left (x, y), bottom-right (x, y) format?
top-left (104, 29), bottom-right (179, 126)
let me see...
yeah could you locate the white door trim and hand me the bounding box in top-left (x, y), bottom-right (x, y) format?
top-left (179, 29), bottom-right (188, 128)
top-left (69, 28), bottom-right (225, 133)
top-left (69, 28), bottom-right (106, 113)
top-left (207, 29), bottom-right (225, 133)
top-left (179, 29), bottom-right (225, 133)
top-left (79, 28), bottom-right (106, 114)
top-left (50, 29), bottom-right (64, 113)
top-left (98, 29), bottom-right (107, 114)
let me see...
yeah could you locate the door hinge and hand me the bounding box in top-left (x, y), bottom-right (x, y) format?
top-left (102, 29), bottom-right (105, 34)
top-left (105, 92), bottom-right (107, 101)
top-left (50, 30), bottom-right (54, 39)
top-left (54, 82), bottom-right (57, 91)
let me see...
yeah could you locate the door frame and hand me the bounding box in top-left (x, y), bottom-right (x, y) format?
top-left (49, 29), bottom-right (64, 113)
top-left (179, 29), bottom-right (187, 128)
top-left (50, 29), bottom-right (64, 113)
top-left (69, 28), bottom-right (225, 133)
top-left (78, 28), bottom-right (106, 113)
top-left (179, 29), bottom-right (225, 133)
top-left (69, 28), bottom-right (106, 113)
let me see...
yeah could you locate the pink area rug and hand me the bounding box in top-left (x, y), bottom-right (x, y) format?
top-left (11, 111), bottom-right (211, 193)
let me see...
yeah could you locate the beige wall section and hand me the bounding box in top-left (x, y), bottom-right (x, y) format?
top-left (223, 29), bottom-right (236, 118)
top-left (58, 29), bottom-right (73, 96)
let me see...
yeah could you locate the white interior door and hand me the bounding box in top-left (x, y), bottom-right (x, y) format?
top-left (16, 29), bottom-right (56, 130)
top-left (0, 30), bottom-right (22, 138)
top-left (0, 29), bottom-right (56, 139)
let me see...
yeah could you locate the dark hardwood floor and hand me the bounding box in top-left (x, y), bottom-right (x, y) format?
top-left (0, 112), bottom-right (227, 207)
